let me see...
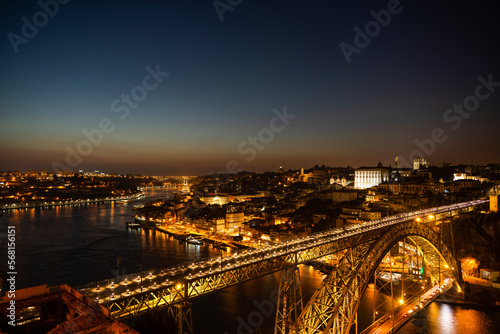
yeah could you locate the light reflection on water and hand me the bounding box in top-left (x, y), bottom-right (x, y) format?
top-left (0, 189), bottom-right (223, 288)
top-left (398, 300), bottom-right (500, 334)
top-left (192, 264), bottom-right (327, 334)
top-left (1, 188), bottom-right (499, 333)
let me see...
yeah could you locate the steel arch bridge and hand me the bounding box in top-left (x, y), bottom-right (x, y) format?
top-left (295, 220), bottom-right (459, 334)
top-left (75, 199), bottom-right (487, 333)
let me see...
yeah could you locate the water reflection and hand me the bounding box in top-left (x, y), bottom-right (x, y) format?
top-left (2, 188), bottom-right (499, 334)
top-left (399, 301), bottom-right (500, 334)
top-left (0, 189), bottom-right (223, 288)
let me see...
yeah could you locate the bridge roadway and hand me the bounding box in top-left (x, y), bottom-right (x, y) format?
top-left (361, 278), bottom-right (454, 334)
top-left (77, 199), bottom-right (487, 319)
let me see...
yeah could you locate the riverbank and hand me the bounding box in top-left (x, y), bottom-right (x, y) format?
top-left (154, 225), bottom-right (254, 250)
top-left (438, 282), bottom-right (500, 307)
top-left (2, 187), bottom-right (499, 334)
top-left (0, 192), bottom-right (145, 212)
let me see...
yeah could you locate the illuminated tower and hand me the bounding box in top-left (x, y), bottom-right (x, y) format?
top-left (491, 194), bottom-right (499, 213)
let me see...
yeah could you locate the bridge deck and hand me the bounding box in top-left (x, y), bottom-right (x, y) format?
top-left (75, 199), bottom-right (487, 318)
top-left (361, 279), bottom-right (454, 334)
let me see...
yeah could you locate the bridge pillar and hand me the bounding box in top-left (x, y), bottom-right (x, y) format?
top-left (168, 302), bottom-right (193, 334)
top-left (275, 266), bottom-right (303, 334)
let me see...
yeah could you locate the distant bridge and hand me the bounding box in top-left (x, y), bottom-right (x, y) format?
top-left (75, 199), bottom-right (487, 334)
top-left (154, 176), bottom-right (197, 181)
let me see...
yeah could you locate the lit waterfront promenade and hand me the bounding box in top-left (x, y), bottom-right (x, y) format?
top-left (74, 200), bottom-right (487, 321)
top-left (0, 192), bottom-right (145, 211)
top-left (463, 276), bottom-right (500, 289)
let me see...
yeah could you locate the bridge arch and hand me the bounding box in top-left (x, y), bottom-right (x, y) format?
top-left (297, 221), bottom-right (460, 334)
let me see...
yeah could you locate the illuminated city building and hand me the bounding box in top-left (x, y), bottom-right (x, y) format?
top-left (491, 194), bottom-right (499, 212)
top-left (225, 212), bottom-right (244, 232)
top-left (413, 157), bottom-right (429, 170)
top-left (354, 163), bottom-right (390, 190)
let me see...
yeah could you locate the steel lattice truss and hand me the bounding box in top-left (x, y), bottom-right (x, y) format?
top-left (408, 235), bottom-right (457, 285)
top-left (82, 200), bottom-right (484, 327)
top-left (168, 302), bottom-right (193, 334)
top-left (295, 221), bottom-right (460, 334)
top-left (105, 231), bottom-right (383, 319)
top-left (275, 266), bottom-right (304, 334)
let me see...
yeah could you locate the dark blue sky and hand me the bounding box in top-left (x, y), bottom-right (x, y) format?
top-left (1, 0), bottom-right (499, 175)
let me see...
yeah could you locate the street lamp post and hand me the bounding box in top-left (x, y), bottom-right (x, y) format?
top-left (220, 248), bottom-right (223, 272)
top-left (140, 264), bottom-right (143, 293)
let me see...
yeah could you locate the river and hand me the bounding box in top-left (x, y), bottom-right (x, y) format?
top-left (1, 188), bottom-right (498, 333)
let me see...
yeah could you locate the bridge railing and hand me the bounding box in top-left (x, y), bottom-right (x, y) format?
top-left (75, 200), bottom-right (488, 297)
top-left (73, 254), bottom-right (240, 292)
top-left (358, 313), bottom-right (393, 334)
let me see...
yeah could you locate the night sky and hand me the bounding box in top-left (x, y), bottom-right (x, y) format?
top-left (1, 0), bottom-right (499, 175)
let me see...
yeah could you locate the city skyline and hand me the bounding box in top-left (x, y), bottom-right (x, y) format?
top-left (1, 0), bottom-right (499, 175)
